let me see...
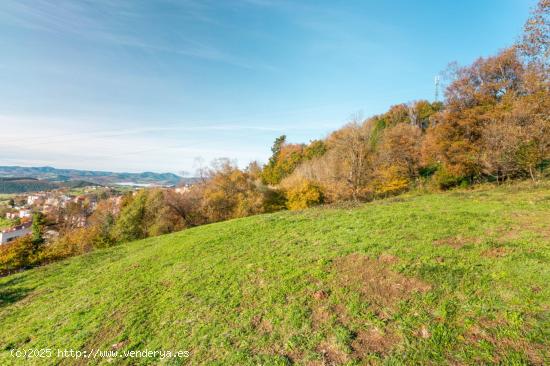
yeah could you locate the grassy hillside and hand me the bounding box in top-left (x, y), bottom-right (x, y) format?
top-left (0, 183), bottom-right (548, 365)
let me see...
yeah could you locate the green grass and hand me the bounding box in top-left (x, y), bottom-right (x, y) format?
top-left (0, 217), bottom-right (14, 230)
top-left (1, 183), bottom-right (549, 365)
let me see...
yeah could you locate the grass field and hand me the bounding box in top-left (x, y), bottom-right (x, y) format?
top-left (0, 183), bottom-right (548, 365)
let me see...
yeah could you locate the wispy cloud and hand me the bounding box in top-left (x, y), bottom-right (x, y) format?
top-left (0, 0), bottom-right (275, 71)
top-left (0, 112), bottom-right (341, 172)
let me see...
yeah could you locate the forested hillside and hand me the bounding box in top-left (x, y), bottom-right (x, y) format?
top-left (0, 177), bottom-right (58, 194)
top-left (0, 166), bottom-right (183, 187)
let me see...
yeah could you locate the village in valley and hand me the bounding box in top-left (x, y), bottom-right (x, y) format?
top-left (0, 186), bottom-right (115, 244)
top-left (0, 184), bottom-right (191, 245)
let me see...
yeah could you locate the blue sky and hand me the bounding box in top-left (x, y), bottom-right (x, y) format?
top-left (0, 0), bottom-right (536, 174)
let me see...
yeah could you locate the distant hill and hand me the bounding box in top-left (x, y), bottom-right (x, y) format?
top-left (0, 177), bottom-right (59, 194)
top-left (0, 166), bottom-right (185, 189)
top-left (0, 177), bottom-right (100, 194)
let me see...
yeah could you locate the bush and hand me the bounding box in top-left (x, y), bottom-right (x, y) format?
top-left (433, 167), bottom-right (465, 190)
top-left (374, 165), bottom-right (410, 197)
top-left (262, 187), bottom-right (287, 212)
top-left (285, 180), bottom-right (324, 210)
top-left (0, 236), bottom-right (39, 275)
top-left (41, 227), bottom-right (98, 262)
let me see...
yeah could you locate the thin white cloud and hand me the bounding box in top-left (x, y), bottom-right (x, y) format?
top-left (0, 109), bottom-right (347, 172)
top-left (0, 0), bottom-right (276, 71)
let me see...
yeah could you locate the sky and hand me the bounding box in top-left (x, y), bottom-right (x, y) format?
top-left (0, 0), bottom-right (537, 174)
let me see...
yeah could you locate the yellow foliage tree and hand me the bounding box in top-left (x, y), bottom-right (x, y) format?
top-left (374, 165), bottom-right (410, 196)
top-left (285, 179), bottom-right (323, 210)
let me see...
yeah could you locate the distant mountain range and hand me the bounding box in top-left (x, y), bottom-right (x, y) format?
top-left (0, 166), bottom-right (187, 193)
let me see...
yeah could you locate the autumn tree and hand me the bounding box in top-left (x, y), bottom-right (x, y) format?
top-left (373, 124), bottom-right (422, 194)
top-left (519, 0), bottom-right (549, 68)
top-left (377, 124), bottom-right (423, 179)
top-left (200, 159), bottom-right (265, 222)
top-left (164, 188), bottom-right (207, 228)
top-left (327, 119), bottom-right (375, 200)
top-left (86, 199), bottom-right (117, 248)
top-left (383, 104), bottom-right (410, 126)
top-left (285, 179), bottom-right (323, 210)
top-left (261, 136), bottom-right (327, 185)
top-left (0, 236), bottom-right (36, 274)
top-left (59, 200), bottom-right (89, 232)
top-left (423, 48), bottom-right (527, 185)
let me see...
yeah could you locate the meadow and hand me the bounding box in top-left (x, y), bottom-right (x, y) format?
top-left (0, 182), bottom-right (548, 365)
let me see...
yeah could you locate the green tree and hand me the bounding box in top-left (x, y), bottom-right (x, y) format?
top-left (112, 192), bottom-right (147, 242)
top-left (32, 212), bottom-right (44, 247)
top-left (304, 140), bottom-right (327, 160)
top-left (262, 135), bottom-right (287, 185)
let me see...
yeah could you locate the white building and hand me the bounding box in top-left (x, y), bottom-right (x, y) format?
top-left (18, 209), bottom-right (32, 219)
top-left (27, 194), bottom-right (42, 205)
top-left (45, 197), bottom-right (58, 206)
top-left (5, 212), bottom-right (18, 220)
top-left (175, 186), bottom-right (190, 194)
top-left (0, 222), bottom-right (32, 244)
top-left (59, 195), bottom-right (71, 208)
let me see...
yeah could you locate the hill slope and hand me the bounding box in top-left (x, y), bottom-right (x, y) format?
top-left (0, 184), bottom-right (549, 365)
top-left (0, 177), bottom-right (103, 194)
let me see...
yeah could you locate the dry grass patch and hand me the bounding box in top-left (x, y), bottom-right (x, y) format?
top-left (333, 253), bottom-right (431, 310)
top-left (465, 319), bottom-right (547, 365)
top-left (488, 210), bottom-right (550, 243)
top-left (251, 314), bottom-right (273, 334)
top-left (511, 211), bottom-right (550, 239)
top-left (317, 339), bottom-right (349, 365)
top-left (311, 305), bottom-right (332, 329)
top-left (434, 235), bottom-right (480, 249)
top-left (351, 327), bottom-right (400, 358)
top-left (306, 253), bottom-right (432, 364)
top-left (377, 253), bottom-right (399, 264)
top-left (482, 246), bottom-right (511, 258)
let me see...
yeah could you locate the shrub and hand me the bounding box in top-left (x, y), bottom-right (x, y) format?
top-left (41, 227), bottom-right (98, 262)
top-left (373, 165), bottom-right (410, 197)
top-left (0, 236), bottom-right (38, 275)
top-left (433, 167), bottom-right (465, 190)
top-left (285, 180), bottom-right (324, 210)
top-left (261, 187), bottom-right (287, 213)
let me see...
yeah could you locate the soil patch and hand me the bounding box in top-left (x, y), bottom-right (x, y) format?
top-left (333, 253), bottom-right (431, 310)
top-left (434, 236), bottom-right (480, 249)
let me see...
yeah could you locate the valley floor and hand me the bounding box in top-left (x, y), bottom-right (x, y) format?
top-left (0, 182), bottom-right (549, 365)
